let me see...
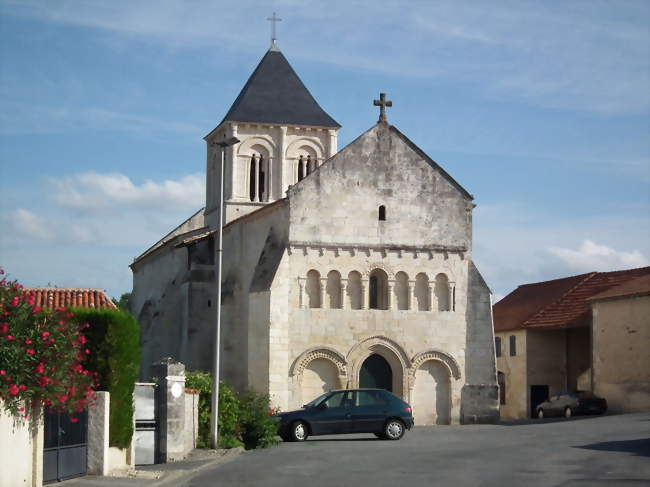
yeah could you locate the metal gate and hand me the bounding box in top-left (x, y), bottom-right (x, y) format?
top-left (43, 409), bottom-right (87, 483)
top-left (134, 382), bottom-right (157, 465)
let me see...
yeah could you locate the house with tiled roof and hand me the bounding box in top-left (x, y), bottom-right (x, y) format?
top-left (493, 266), bottom-right (650, 419)
top-left (23, 287), bottom-right (117, 310)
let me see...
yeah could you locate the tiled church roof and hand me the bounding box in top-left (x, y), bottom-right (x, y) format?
top-left (493, 266), bottom-right (650, 332)
top-left (218, 49), bottom-right (340, 129)
top-left (23, 287), bottom-right (117, 310)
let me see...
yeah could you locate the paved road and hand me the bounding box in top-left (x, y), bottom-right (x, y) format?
top-left (185, 413), bottom-right (650, 487)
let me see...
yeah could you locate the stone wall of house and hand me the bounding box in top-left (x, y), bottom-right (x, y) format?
top-left (495, 329), bottom-right (528, 419)
top-left (592, 295), bottom-right (650, 413)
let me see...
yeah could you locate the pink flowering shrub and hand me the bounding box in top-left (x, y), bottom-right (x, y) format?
top-left (0, 269), bottom-right (96, 417)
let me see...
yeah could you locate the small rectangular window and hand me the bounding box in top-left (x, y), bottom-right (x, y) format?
top-left (509, 335), bottom-right (516, 356)
top-left (495, 337), bottom-right (501, 357)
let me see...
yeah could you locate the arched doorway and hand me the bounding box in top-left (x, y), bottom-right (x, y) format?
top-left (359, 354), bottom-right (393, 392)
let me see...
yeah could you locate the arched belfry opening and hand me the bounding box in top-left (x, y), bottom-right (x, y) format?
top-left (359, 354), bottom-right (393, 392)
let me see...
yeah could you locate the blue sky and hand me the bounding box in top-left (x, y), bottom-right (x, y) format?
top-left (1, 0), bottom-right (648, 301)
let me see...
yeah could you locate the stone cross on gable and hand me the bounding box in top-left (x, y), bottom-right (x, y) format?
top-left (373, 93), bottom-right (392, 123)
top-left (267, 12), bottom-right (282, 48)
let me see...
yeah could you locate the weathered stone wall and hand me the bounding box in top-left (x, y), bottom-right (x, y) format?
top-left (495, 329), bottom-right (528, 419)
top-left (461, 262), bottom-right (499, 423)
top-left (287, 123), bottom-right (473, 249)
top-left (592, 295), bottom-right (650, 412)
top-left (527, 329), bottom-right (567, 410)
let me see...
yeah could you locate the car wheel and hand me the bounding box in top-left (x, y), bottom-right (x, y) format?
top-left (564, 407), bottom-right (572, 418)
top-left (383, 419), bottom-right (405, 441)
top-left (289, 421), bottom-right (308, 442)
top-left (537, 409), bottom-right (544, 419)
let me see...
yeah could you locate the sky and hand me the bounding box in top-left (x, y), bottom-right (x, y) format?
top-left (0, 0), bottom-right (648, 302)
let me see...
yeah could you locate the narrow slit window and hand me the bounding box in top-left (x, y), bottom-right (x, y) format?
top-left (509, 335), bottom-right (516, 356)
top-left (378, 205), bottom-right (386, 221)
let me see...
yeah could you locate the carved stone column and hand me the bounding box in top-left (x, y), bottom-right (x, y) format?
top-left (408, 280), bottom-right (416, 311)
top-left (361, 278), bottom-right (369, 309)
top-left (387, 279), bottom-right (395, 310)
top-left (267, 156), bottom-right (273, 202)
top-left (319, 278), bottom-right (327, 309)
top-left (298, 278), bottom-right (306, 308)
top-left (341, 278), bottom-right (348, 309)
top-left (430, 284), bottom-right (437, 312)
top-left (449, 281), bottom-right (456, 312)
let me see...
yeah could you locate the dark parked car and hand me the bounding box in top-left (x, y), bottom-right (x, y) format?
top-left (275, 388), bottom-right (414, 442)
top-left (536, 391), bottom-right (607, 419)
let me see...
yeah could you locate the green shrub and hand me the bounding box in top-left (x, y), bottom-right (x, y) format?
top-left (185, 371), bottom-right (277, 450)
top-left (186, 372), bottom-right (243, 449)
top-left (238, 390), bottom-right (279, 450)
top-left (72, 308), bottom-right (140, 449)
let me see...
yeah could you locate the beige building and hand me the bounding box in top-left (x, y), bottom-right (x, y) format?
top-left (130, 45), bottom-right (499, 425)
top-left (588, 274), bottom-right (650, 413)
top-left (493, 267), bottom-right (650, 419)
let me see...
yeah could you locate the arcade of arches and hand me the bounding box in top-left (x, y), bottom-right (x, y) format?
top-left (291, 339), bottom-right (459, 425)
top-left (300, 269), bottom-right (456, 312)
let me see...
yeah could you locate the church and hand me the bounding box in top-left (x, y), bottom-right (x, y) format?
top-left (130, 41), bottom-right (499, 425)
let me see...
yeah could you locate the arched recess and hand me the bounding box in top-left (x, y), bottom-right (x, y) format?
top-left (306, 270), bottom-right (321, 308)
top-left (414, 273), bottom-right (430, 311)
top-left (394, 271), bottom-right (409, 310)
top-left (369, 268), bottom-right (389, 310)
top-left (326, 270), bottom-right (342, 309)
top-left (285, 138), bottom-right (325, 183)
top-left (409, 350), bottom-right (461, 380)
top-left (409, 350), bottom-right (460, 426)
top-left (412, 361), bottom-right (451, 425)
top-left (435, 273), bottom-right (450, 311)
top-left (237, 137), bottom-right (276, 201)
top-left (347, 336), bottom-right (411, 399)
top-left (347, 271), bottom-right (362, 310)
top-left (290, 347), bottom-right (347, 406)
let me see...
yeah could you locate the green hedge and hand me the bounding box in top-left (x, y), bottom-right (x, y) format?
top-left (186, 371), bottom-right (278, 450)
top-left (72, 308), bottom-right (140, 449)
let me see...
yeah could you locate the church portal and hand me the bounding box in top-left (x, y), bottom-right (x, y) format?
top-left (360, 354), bottom-right (393, 392)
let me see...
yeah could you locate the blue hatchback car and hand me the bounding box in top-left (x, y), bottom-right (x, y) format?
top-left (275, 388), bottom-right (414, 442)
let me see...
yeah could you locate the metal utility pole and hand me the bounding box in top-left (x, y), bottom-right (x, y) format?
top-left (210, 135), bottom-right (239, 449)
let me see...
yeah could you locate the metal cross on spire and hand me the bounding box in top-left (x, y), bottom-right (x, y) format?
top-left (267, 12), bottom-right (282, 49)
top-left (373, 92), bottom-right (393, 123)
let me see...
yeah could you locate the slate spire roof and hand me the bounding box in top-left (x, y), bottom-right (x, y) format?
top-left (220, 48), bottom-right (340, 128)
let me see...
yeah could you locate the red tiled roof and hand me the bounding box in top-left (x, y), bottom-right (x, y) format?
top-left (493, 266), bottom-right (650, 332)
top-left (23, 287), bottom-right (117, 310)
top-left (587, 274), bottom-right (650, 302)
top-left (493, 273), bottom-right (591, 332)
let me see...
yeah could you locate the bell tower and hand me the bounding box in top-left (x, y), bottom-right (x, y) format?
top-left (203, 47), bottom-right (340, 229)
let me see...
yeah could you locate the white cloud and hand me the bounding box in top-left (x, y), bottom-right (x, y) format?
top-left (51, 172), bottom-right (205, 211)
top-left (5, 0), bottom-right (649, 114)
top-left (9, 209), bottom-right (53, 241)
top-left (472, 202), bottom-right (650, 297)
top-left (547, 240), bottom-right (649, 273)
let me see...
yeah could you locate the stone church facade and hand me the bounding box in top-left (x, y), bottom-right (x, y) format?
top-left (130, 45), bottom-right (499, 425)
